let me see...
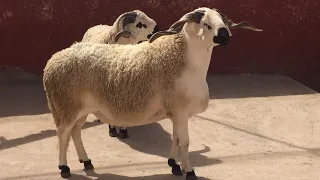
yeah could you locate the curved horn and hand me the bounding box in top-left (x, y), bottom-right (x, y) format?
top-left (168, 9), bottom-right (205, 32)
top-left (148, 31), bottom-right (178, 43)
top-left (215, 9), bottom-right (263, 32)
top-left (149, 10), bottom-right (205, 43)
top-left (115, 11), bottom-right (138, 42)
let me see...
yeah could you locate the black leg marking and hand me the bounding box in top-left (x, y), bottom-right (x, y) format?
top-left (109, 125), bottom-right (118, 137)
top-left (118, 129), bottom-right (129, 139)
top-left (58, 165), bottom-right (71, 179)
top-left (80, 159), bottom-right (94, 170)
top-left (168, 158), bottom-right (183, 176)
top-left (186, 170), bottom-right (198, 180)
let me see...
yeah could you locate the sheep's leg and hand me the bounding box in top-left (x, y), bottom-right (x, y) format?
top-left (118, 126), bottom-right (129, 139)
top-left (71, 115), bottom-right (94, 170)
top-left (57, 123), bottom-right (73, 178)
top-left (93, 111), bottom-right (118, 138)
top-left (168, 120), bottom-right (183, 176)
top-left (108, 124), bottom-right (118, 137)
top-left (173, 114), bottom-right (197, 180)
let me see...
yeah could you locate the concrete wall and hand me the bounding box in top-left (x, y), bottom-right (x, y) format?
top-left (0, 0), bottom-right (319, 91)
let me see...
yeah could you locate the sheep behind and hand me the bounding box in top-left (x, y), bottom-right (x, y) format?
top-left (82, 10), bottom-right (158, 45)
top-left (81, 9), bottom-right (159, 138)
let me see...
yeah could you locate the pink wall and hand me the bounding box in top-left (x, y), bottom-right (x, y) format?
top-left (0, 0), bottom-right (319, 91)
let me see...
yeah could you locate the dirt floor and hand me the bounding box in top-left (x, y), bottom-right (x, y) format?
top-left (0, 72), bottom-right (319, 180)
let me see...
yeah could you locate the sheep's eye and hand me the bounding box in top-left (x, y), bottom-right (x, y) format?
top-left (204, 23), bottom-right (212, 30)
top-left (136, 22), bottom-right (143, 28)
top-left (143, 24), bottom-right (147, 28)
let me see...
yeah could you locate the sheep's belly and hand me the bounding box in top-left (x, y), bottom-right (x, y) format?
top-left (111, 110), bottom-right (167, 127)
top-left (93, 108), bottom-right (167, 127)
top-left (79, 92), bottom-right (166, 127)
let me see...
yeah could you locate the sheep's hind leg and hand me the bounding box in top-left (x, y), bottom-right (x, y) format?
top-left (109, 125), bottom-right (118, 137)
top-left (172, 113), bottom-right (197, 180)
top-left (57, 122), bottom-right (74, 178)
top-left (118, 126), bottom-right (129, 139)
top-left (71, 115), bottom-right (94, 170)
top-left (93, 111), bottom-right (118, 137)
top-left (168, 120), bottom-right (183, 176)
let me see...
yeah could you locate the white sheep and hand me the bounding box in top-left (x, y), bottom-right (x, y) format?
top-left (82, 10), bottom-right (159, 139)
top-left (43, 7), bottom-right (262, 180)
top-left (82, 10), bottom-right (158, 45)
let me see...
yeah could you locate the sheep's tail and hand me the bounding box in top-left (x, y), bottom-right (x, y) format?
top-left (45, 93), bottom-right (61, 128)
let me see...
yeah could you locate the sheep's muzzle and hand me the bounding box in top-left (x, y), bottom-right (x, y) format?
top-left (213, 27), bottom-right (230, 46)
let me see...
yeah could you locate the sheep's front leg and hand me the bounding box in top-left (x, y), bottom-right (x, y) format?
top-left (168, 120), bottom-right (183, 176)
top-left (170, 113), bottom-right (197, 180)
top-left (71, 115), bottom-right (94, 170)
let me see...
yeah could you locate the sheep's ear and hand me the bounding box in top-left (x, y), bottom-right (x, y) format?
top-left (214, 8), bottom-right (263, 32)
top-left (115, 31), bottom-right (131, 42)
top-left (149, 9), bottom-right (206, 43)
top-left (228, 21), bottom-right (263, 32)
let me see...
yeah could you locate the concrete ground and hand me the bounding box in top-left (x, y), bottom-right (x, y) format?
top-left (0, 71), bottom-right (319, 180)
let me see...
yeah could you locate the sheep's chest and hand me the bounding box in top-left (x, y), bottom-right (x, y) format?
top-left (175, 74), bottom-right (209, 116)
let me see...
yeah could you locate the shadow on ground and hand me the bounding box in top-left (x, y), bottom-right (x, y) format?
top-left (196, 115), bottom-right (320, 157)
top-left (1, 171), bottom-right (213, 180)
top-left (118, 122), bottom-right (222, 167)
top-left (77, 171), bottom-right (213, 180)
top-left (207, 75), bottom-right (317, 99)
top-left (0, 120), bottom-right (102, 150)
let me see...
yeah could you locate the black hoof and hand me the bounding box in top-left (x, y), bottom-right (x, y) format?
top-left (59, 165), bottom-right (71, 179)
top-left (109, 125), bottom-right (118, 137)
top-left (118, 129), bottom-right (129, 139)
top-left (168, 158), bottom-right (183, 176)
top-left (186, 170), bottom-right (198, 180)
top-left (80, 159), bottom-right (94, 170)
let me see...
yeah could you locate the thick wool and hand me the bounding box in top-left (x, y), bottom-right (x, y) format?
top-left (43, 33), bottom-right (187, 126)
top-left (82, 25), bottom-right (118, 44)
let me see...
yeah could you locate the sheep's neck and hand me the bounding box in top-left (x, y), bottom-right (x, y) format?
top-left (185, 37), bottom-right (213, 81)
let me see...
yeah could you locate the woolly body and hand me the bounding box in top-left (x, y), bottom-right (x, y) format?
top-left (43, 33), bottom-right (209, 127)
top-left (82, 25), bottom-right (118, 44)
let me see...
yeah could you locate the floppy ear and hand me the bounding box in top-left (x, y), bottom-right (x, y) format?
top-left (214, 8), bottom-right (263, 32)
top-left (149, 10), bottom-right (205, 43)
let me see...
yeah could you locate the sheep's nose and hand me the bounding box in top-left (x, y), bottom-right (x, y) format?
top-left (213, 27), bottom-right (230, 46)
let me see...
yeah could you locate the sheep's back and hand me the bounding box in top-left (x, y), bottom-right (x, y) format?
top-left (45, 34), bottom-right (187, 115)
top-left (82, 25), bottom-right (116, 44)
top-left (91, 34), bottom-right (187, 114)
